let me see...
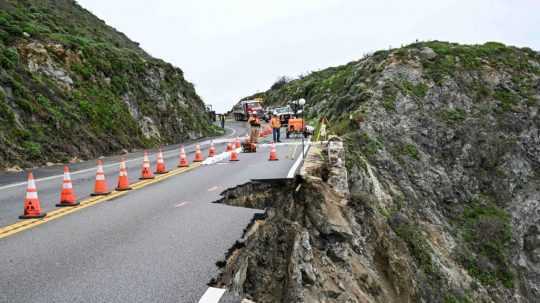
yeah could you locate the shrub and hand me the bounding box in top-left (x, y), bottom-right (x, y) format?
top-left (22, 141), bottom-right (42, 159)
top-left (402, 80), bottom-right (428, 98)
top-left (402, 144), bottom-right (419, 160)
top-left (442, 109), bottom-right (466, 123)
top-left (394, 222), bottom-right (438, 278)
top-left (271, 76), bottom-right (292, 90)
top-left (456, 198), bottom-right (514, 288)
top-left (1, 47), bottom-right (19, 69)
top-left (494, 88), bottom-right (519, 112)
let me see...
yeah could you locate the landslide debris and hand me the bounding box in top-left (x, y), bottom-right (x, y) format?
top-left (0, 0), bottom-right (217, 168)
top-left (228, 41), bottom-right (540, 302)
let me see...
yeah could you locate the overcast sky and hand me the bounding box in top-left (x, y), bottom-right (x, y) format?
top-left (77, 0), bottom-right (540, 112)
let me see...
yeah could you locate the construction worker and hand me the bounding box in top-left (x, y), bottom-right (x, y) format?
top-left (271, 114), bottom-right (281, 143)
top-left (248, 113), bottom-right (260, 144)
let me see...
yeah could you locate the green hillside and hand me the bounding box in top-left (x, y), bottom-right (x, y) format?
top-left (0, 0), bottom-right (216, 168)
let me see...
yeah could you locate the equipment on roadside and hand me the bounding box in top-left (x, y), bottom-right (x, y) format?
top-left (116, 158), bottom-right (132, 191)
top-left (92, 160), bottom-right (111, 196)
top-left (140, 151), bottom-right (155, 180)
top-left (155, 149), bottom-right (168, 174)
top-left (286, 118), bottom-right (311, 139)
top-left (19, 172), bottom-right (47, 219)
top-left (57, 166), bottom-right (79, 207)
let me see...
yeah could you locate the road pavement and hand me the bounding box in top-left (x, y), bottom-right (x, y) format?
top-left (0, 122), bottom-right (306, 303)
top-left (0, 122), bottom-right (250, 228)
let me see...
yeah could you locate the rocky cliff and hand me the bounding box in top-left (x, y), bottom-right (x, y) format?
top-left (221, 42), bottom-right (540, 302)
top-left (0, 0), bottom-right (215, 169)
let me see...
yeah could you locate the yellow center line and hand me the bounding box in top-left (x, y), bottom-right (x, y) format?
top-left (0, 162), bottom-right (202, 240)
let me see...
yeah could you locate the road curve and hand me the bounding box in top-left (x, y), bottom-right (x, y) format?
top-left (0, 132), bottom-right (304, 303)
top-left (0, 122), bottom-right (249, 227)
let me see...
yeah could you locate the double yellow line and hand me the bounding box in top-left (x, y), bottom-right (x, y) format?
top-left (0, 163), bottom-right (202, 240)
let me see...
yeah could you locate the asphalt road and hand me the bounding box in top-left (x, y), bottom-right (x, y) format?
top-left (0, 122), bottom-right (251, 228)
top-left (0, 122), bottom-right (305, 303)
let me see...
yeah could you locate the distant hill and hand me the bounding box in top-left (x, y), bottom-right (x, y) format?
top-left (0, 0), bottom-right (216, 168)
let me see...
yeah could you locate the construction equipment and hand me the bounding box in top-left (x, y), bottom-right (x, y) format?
top-left (233, 99), bottom-right (264, 121)
top-left (286, 118), bottom-right (312, 139)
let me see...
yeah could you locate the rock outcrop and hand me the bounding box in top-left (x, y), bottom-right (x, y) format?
top-left (223, 41), bottom-right (540, 302)
top-left (0, 0), bottom-right (215, 168)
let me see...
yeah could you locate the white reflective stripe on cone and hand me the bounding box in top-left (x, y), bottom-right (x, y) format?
top-left (26, 191), bottom-right (38, 199)
top-left (63, 182), bottom-right (73, 189)
top-left (96, 174), bottom-right (105, 181)
top-left (28, 179), bottom-right (36, 189)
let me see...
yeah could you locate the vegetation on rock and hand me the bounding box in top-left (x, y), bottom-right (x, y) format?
top-left (239, 41), bottom-right (540, 302)
top-left (0, 0), bottom-right (215, 168)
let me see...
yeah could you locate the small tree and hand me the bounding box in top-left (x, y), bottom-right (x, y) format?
top-left (270, 76), bottom-right (292, 90)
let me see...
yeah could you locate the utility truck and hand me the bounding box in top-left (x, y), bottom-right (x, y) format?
top-left (233, 99), bottom-right (264, 121)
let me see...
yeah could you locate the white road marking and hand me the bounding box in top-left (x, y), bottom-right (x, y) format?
top-left (0, 127), bottom-right (244, 191)
top-left (286, 139), bottom-right (311, 179)
top-left (202, 148), bottom-right (242, 165)
top-left (207, 186), bottom-right (220, 192)
top-left (174, 202), bottom-right (190, 208)
top-left (198, 287), bottom-right (226, 303)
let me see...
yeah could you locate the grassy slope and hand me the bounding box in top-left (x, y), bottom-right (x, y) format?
top-left (0, 0), bottom-right (215, 168)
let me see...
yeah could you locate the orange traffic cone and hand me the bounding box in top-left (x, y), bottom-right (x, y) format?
top-left (140, 151), bottom-right (155, 180)
top-left (19, 172), bottom-right (46, 219)
top-left (226, 143), bottom-right (233, 152)
top-left (269, 143), bottom-right (279, 161)
top-left (116, 158), bottom-right (132, 191)
top-left (155, 149), bottom-right (168, 174)
top-left (178, 146), bottom-right (189, 167)
top-left (235, 137), bottom-right (241, 149)
top-left (230, 149), bottom-right (239, 161)
top-left (56, 166), bottom-right (79, 207)
top-left (208, 142), bottom-right (216, 157)
top-left (193, 144), bottom-right (204, 162)
top-left (92, 160), bottom-right (111, 196)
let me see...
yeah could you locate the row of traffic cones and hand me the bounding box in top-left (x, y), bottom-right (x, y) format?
top-left (260, 126), bottom-right (272, 138)
top-left (19, 139), bottom-right (270, 219)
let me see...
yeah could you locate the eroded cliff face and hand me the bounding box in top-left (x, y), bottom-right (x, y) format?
top-left (0, 0), bottom-right (215, 168)
top-left (228, 41), bottom-right (539, 302)
top-left (212, 139), bottom-right (539, 303)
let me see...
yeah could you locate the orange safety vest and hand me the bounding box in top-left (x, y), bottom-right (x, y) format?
top-left (271, 117), bottom-right (281, 129)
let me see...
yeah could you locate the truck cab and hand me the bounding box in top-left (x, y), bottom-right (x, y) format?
top-left (233, 100), bottom-right (264, 121)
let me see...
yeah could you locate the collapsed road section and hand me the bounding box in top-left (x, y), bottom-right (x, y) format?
top-left (208, 138), bottom-right (393, 303)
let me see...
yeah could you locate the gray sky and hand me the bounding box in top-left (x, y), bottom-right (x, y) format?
top-left (77, 0), bottom-right (540, 113)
